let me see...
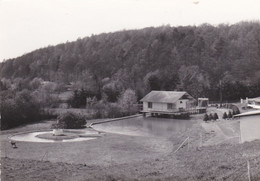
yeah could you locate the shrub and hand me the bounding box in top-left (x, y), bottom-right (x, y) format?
top-left (231, 105), bottom-right (240, 115)
top-left (213, 113), bottom-right (218, 120)
top-left (208, 113), bottom-right (213, 120)
top-left (223, 112), bottom-right (228, 119)
top-left (228, 111), bottom-right (233, 119)
top-left (54, 112), bottom-right (86, 129)
top-left (203, 114), bottom-right (209, 122)
top-left (69, 89), bottom-right (98, 108)
top-left (1, 90), bottom-right (42, 130)
top-left (118, 89), bottom-right (138, 116)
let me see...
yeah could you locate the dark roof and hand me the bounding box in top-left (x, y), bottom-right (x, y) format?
top-left (140, 91), bottom-right (194, 103)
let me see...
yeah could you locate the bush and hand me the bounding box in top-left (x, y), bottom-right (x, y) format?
top-left (213, 113), bottom-right (218, 120)
top-left (1, 90), bottom-right (42, 130)
top-left (228, 111), bottom-right (233, 119)
top-left (231, 105), bottom-right (240, 115)
top-left (53, 112), bottom-right (86, 129)
top-left (223, 112), bottom-right (228, 119)
top-left (208, 113), bottom-right (213, 120)
top-left (69, 89), bottom-right (98, 108)
top-left (203, 114), bottom-right (209, 122)
top-left (118, 89), bottom-right (138, 116)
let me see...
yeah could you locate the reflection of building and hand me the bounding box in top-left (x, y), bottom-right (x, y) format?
top-left (140, 91), bottom-right (199, 117)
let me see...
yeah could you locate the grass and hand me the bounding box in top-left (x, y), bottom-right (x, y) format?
top-left (1, 109), bottom-right (260, 181)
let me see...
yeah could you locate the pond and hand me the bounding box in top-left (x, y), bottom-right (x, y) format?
top-left (240, 115), bottom-right (260, 143)
top-left (92, 116), bottom-right (194, 137)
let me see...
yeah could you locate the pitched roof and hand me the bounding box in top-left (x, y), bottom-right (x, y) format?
top-left (140, 91), bottom-right (194, 103)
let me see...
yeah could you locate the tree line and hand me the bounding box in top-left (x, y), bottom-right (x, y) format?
top-left (1, 21), bottom-right (260, 102)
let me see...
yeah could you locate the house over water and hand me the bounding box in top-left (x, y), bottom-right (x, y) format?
top-left (140, 91), bottom-right (200, 117)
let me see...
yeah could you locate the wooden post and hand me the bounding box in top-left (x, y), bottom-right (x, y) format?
top-left (174, 137), bottom-right (189, 153)
top-left (5, 142), bottom-right (7, 158)
top-left (239, 121), bottom-right (242, 143)
top-left (200, 133), bottom-right (202, 147)
top-left (247, 160), bottom-right (251, 181)
top-left (187, 137), bottom-right (190, 150)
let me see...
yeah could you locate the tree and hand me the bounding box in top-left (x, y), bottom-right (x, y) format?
top-left (102, 81), bottom-right (123, 102)
top-left (203, 114), bottom-right (209, 122)
top-left (143, 70), bottom-right (161, 91)
top-left (228, 111), bottom-right (233, 119)
top-left (223, 112), bottom-right (228, 119)
top-left (118, 89), bottom-right (138, 115)
top-left (208, 113), bottom-right (213, 120)
top-left (1, 90), bottom-right (42, 130)
top-left (213, 113), bottom-right (219, 120)
top-left (54, 112), bottom-right (86, 129)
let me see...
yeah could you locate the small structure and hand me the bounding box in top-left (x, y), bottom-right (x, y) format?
top-left (53, 129), bottom-right (64, 136)
top-left (140, 91), bottom-right (197, 117)
top-left (241, 97), bottom-right (260, 109)
top-left (198, 98), bottom-right (209, 108)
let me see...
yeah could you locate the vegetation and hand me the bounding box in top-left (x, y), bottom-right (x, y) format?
top-left (0, 90), bottom-right (48, 130)
top-left (213, 113), bottom-right (219, 120)
top-left (228, 111), bottom-right (233, 119)
top-left (1, 21), bottom-right (260, 129)
top-left (53, 112), bottom-right (86, 129)
top-left (223, 112), bottom-right (228, 119)
top-left (1, 21), bottom-right (260, 102)
top-left (208, 113), bottom-right (213, 120)
top-left (90, 89), bottom-right (138, 119)
top-left (203, 114), bottom-right (209, 122)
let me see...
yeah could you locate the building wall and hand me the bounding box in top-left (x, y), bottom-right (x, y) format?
top-left (240, 115), bottom-right (260, 143)
top-left (143, 99), bottom-right (190, 112)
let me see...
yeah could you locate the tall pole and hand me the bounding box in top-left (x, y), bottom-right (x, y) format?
top-left (219, 80), bottom-right (222, 107)
top-left (247, 160), bottom-right (251, 181)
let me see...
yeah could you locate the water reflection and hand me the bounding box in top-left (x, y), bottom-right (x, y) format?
top-left (93, 117), bottom-right (194, 137)
top-left (240, 115), bottom-right (260, 143)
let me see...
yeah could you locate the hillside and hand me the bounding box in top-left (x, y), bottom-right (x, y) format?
top-left (1, 21), bottom-right (260, 101)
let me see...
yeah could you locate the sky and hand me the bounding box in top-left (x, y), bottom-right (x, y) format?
top-left (0, 0), bottom-right (260, 62)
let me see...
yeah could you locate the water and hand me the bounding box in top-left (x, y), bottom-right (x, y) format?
top-left (10, 131), bottom-right (96, 143)
top-left (240, 115), bottom-right (260, 143)
top-left (10, 117), bottom-right (194, 142)
top-left (93, 116), bottom-right (194, 137)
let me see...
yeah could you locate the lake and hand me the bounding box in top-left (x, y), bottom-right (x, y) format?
top-left (240, 115), bottom-right (260, 143)
top-left (92, 116), bottom-right (194, 137)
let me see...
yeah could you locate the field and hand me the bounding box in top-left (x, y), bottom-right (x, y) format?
top-left (1, 110), bottom-right (260, 181)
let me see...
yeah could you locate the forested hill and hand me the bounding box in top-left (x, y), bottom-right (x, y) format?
top-left (1, 21), bottom-right (260, 101)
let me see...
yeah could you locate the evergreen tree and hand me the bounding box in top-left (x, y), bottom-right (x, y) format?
top-left (228, 111), bottom-right (233, 119)
top-left (208, 113), bottom-right (213, 120)
top-left (203, 114), bottom-right (209, 122)
top-left (213, 113), bottom-right (219, 120)
top-left (223, 112), bottom-right (227, 119)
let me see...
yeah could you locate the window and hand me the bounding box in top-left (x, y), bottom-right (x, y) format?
top-left (167, 103), bottom-right (176, 110)
top-left (167, 103), bottom-right (173, 110)
top-left (148, 102), bottom-right (153, 108)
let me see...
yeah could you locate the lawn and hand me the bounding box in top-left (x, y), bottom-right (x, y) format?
top-left (1, 110), bottom-right (260, 181)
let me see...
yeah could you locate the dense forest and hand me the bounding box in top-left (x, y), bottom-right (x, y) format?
top-left (1, 21), bottom-right (260, 102)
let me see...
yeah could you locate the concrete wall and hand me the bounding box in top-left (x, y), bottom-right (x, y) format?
top-left (240, 115), bottom-right (260, 143)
